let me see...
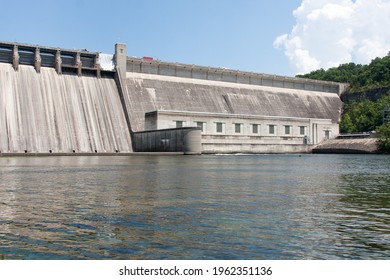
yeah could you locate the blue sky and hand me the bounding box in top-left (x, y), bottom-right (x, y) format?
top-left (1, 0), bottom-right (389, 76)
top-left (0, 0), bottom-right (301, 76)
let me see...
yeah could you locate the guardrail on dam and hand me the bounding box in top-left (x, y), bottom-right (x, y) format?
top-left (0, 41), bottom-right (103, 76)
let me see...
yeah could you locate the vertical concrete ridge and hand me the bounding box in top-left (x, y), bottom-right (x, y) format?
top-left (114, 67), bottom-right (135, 151)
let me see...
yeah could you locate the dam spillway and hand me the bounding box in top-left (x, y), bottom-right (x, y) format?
top-left (0, 63), bottom-right (132, 154)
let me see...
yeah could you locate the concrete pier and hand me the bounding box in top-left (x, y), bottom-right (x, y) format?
top-left (34, 48), bottom-right (41, 73)
top-left (12, 45), bottom-right (19, 71)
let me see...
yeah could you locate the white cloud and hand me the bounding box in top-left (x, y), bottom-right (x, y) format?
top-left (274, 0), bottom-right (390, 74)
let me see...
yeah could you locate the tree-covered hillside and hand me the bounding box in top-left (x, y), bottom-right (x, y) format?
top-left (297, 55), bottom-right (390, 92)
top-left (297, 55), bottom-right (390, 152)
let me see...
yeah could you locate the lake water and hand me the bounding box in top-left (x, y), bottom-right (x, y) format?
top-left (0, 154), bottom-right (389, 260)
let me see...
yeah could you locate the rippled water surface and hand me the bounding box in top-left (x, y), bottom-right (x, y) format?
top-left (1, 154), bottom-right (389, 259)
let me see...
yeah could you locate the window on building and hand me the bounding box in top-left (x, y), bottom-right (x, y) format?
top-left (325, 130), bottom-right (331, 139)
top-left (175, 121), bottom-right (184, 128)
top-left (195, 122), bottom-right (205, 132)
top-left (216, 122), bottom-right (223, 133)
top-left (284, 125), bottom-right (291, 135)
top-left (252, 124), bottom-right (259, 134)
top-left (299, 126), bottom-right (306, 135)
top-left (269, 125), bottom-right (276, 134)
top-left (234, 123), bottom-right (242, 133)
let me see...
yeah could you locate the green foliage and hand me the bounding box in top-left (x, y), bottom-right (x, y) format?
top-left (339, 92), bottom-right (390, 133)
top-left (377, 122), bottom-right (390, 138)
top-left (298, 54), bottom-right (390, 153)
top-left (377, 122), bottom-right (390, 153)
top-left (339, 113), bottom-right (355, 133)
top-left (297, 56), bottom-right (390, 92)
top-left (339, 92), bottom-right (390, 153)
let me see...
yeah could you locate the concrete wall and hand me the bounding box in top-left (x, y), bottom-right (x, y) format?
top-left (313, 138), bottom-right (379, 154)
top-left (145, 110), bottom-right (337, 153)
top-left (133, 127), bottom-right (201, 154)
top-left (115, 43), bottom-right (127, 80)
top-left (0, 63), bottom-right (132, 154)
top-left (0, 41), bottom-right (344, 155)
top-left (145, 110), bottom-right (336, 140)
top-left (122, 72), bottom-right (342, 134)
top-left (202, 141), bottom-right (313, 154)
top-left (121, 58), bottom-right (343, 153)
top-left (127, 59), bottom-right (344, 95)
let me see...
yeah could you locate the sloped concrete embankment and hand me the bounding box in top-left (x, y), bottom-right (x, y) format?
top-left (312, 138), bottom-right (379, 154)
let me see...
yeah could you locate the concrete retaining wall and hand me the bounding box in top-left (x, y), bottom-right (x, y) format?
top-left (202, 143), bottom-right (313, 154)
top-left (133, 127), bottom-right (202, 154)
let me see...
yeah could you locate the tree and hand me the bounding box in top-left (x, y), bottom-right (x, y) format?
top-left (339, 113), bottom-right (355, 133)
top-left (377, 122), bottom-right (390, 153)
top-left (298, 56), bottom-right (390, 144)
top-left (297, 56), bottom-right (390, 92)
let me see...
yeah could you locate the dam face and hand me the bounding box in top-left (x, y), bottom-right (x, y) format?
top-left (0, 43), bottom-right (132, 154)
top-left (121, 58), bottom-right (343, 153)
top-left (0, 41), bottom-right (344, 155)
top-left (122, 72), bottom-right (342, 132)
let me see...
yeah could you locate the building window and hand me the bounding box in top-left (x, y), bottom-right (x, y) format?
top-left (252, 124), bottom-right (259, 134)
top-left (268, 125), bottom-right (276, 135)
top-left (216, 122), bottom-right (223, 133)
top-left (175, 121), bottom-right (184, 128)
top-left (195, 121), bottom-right (205, 132)
top-left (284, 125), bottom-right (291, 135)
top-left (325, 130), bottom-right (331, 139)
top-left (234, 123), bottom-right (242, 133)
top-left (299, 126), bottom-right (306, 135)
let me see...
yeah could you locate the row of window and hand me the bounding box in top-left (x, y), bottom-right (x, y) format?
top-left (175, 121), bottom-right (308, 136)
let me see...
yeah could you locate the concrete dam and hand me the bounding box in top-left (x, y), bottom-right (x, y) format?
top-left (0, 42), bottom-right (132, 154)
top-left (0, 41), bottom-right (345, 155)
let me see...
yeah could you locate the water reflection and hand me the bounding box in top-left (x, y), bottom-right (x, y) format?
top-left (328, 173), bottom-right (390, 259)
top-left (0, 155), bottom-right (389, 259)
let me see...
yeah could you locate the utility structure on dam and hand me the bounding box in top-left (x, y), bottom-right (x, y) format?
top-left (0, 41), bottom-right (345, 155)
